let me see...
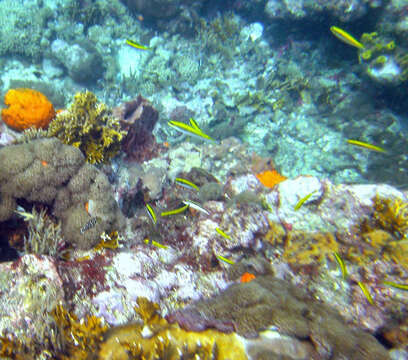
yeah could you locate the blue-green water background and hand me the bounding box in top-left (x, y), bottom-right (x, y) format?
top-left (0, 0), bottom-right (407, 186)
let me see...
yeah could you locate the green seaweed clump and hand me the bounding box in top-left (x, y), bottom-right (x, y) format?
top-left (47, 91), bottom-right (126, 164)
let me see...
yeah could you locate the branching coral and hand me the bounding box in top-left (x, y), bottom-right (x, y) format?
top-left (47, 91), bottom-right (126, 164)
top-left (1, 88), bottom-right (55, 132)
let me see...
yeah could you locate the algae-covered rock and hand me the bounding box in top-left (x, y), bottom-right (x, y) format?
top-left (168, 275), bottom-right (390, 360)
top-left (0, 138), bottom-right (125, 249)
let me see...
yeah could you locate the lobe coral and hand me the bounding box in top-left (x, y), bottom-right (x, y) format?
top-left (1, 88), bottom-right (55, 132)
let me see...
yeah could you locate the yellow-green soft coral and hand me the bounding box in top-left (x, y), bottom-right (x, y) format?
top-left (47, 91), bottom-right (126, 164)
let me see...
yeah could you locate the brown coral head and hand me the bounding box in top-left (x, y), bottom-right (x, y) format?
top-left (114, 95), bottom-right (158, 133)
top-left (114, 96), bottom-right (163, 162)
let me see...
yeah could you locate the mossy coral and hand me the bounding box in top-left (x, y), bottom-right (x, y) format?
top-left (47, 91), bottom-right (126, 164)
top-left (1, 88), bottom-right (55, 132)
top-left (264, 221), bottom-right (338, 266)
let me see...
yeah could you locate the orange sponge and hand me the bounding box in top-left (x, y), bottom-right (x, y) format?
top-left (1, 88), bottom-right (55, 132)
top-left (256, 169), bottom-right (287, 188)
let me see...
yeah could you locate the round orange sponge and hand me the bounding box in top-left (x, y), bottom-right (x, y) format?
top-left (1, 88), bottom-right (55, 132)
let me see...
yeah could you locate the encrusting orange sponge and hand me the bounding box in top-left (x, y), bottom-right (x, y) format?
top-left (1, 88), bottom-right (55, 131)
top-left (256, 169), bottom-right (287, 188)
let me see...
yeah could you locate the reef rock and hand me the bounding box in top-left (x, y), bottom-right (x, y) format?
top-left (0, 138), bottom-right (125, 249)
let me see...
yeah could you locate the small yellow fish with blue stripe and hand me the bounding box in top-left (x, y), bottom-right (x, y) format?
top-left (330, 26), bottom-right (364, 49)
top-left (175, 177), bottom-right (200, 192)
top-left (346, 139), bottom-right (386, 153)
top-left (216, 254), bottom-right (235, 265)
top-left (168, 118), bottom-right (216, 143)
top-left (160, 204), bottom-right (189, 217)
top-left (294, 190), bottom-right (317, 211)
top-left (126, 39), bottom-right (150, 50)
top-left (333, 252), bottom-right (348, 279)
top-left (215, 227), bottom-right (231, 240)
top-left (383, 280), bottom-right (408, 291)
top-left (144, 238), bottom-right (168, 249)
top-left (357, 281), bottom-right (374, 305)
top-left (145, 204), bottom-right (157, 225)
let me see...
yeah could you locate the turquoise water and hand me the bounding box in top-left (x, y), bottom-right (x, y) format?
top-left (0, 0), bottom-right (406, 186)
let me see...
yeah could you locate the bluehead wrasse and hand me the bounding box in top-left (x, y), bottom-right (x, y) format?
top-left (126, 39), bottom-right (150, 50)
top-left (330, 26), bottom-right (364, 49)
top-left (175, 177), bottom-right (200, 192)
top-left (357, 281), bottom-right (374, 305)
top-left (167, 120), bottom-right (216, 143)
top-left (215, 227), bottom-right (231, 240)
top-left (333, 252), bottom-right (348, 279)
top-left (160, 204), bottom-right (189, 217)
top-left (144, 238), bottom-right (168, 249)
top-left (145, 204), bottom-right (157, 225)
top-left (14, 210), bottom-right (34, 221)
top-left (383, 280), bottom-right (408, 291)
top-left (182, 200), bottom-right (210, 215)
top-left (216, 254), bottom-right (235, 265)
top-left (346, 139), bottom-right (386, 153)
top-left (294, 190), bottom-right (317, 211)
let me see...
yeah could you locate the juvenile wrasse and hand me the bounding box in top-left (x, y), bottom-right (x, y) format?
top-left (383, 280), bottom-right (408, 291)
top-left (330, 26), bottom-right (364, 49)
top-left (144, 238), bottom-right (168, 249)
top-left (347, 139), bottom-right (386, 153)
top-left (160, 204), bottom-right (189, 217)
top-left (216, 254), bottom-right (235, 265)
top-left (215, 227), bottom-right (231, 240)
top-left (145, 204), bottom-right (157, 225)
top-left (357, 281), bottom-right (374, 305)
top-left (175, 177), bottom-right (200, 192)
top-left (183, 200), bottom-right (210, 215)
top-left (333, 252), bottom-right (348, 279)
top-left (294, 190), bottom-right (317, 211)
top-left (126, 39), bottom-right (150, 50)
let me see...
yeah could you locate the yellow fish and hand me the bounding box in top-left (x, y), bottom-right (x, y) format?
top-left (357, 281), bottom-right (374, 305)
top-left (175, 177), bottom-right (200, 192)
top-left (333, 252), bottom-right (348, 279)
top-left (145, 204), bottom-right (157, 225)
top-left (215, 227), bottom-right (232, 240)
top-left (160, 204), bottom-right (189, 217)
top-left (216, 254), bottom-right (235, 265)
top-left (126, 39), bottom-right (150, 50)
top-left (294, 190), bottom-right (317, 211)
top-left (383, 280), bottom-right (408, 291)
top-left (144, 238), bottom-right (168, 249)
top-left (346, 139), bottom-right (386, 153)
top-left (168, 118), bottom-right (216, 143)
top-left (330, 26), bottom-right (364, 49)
